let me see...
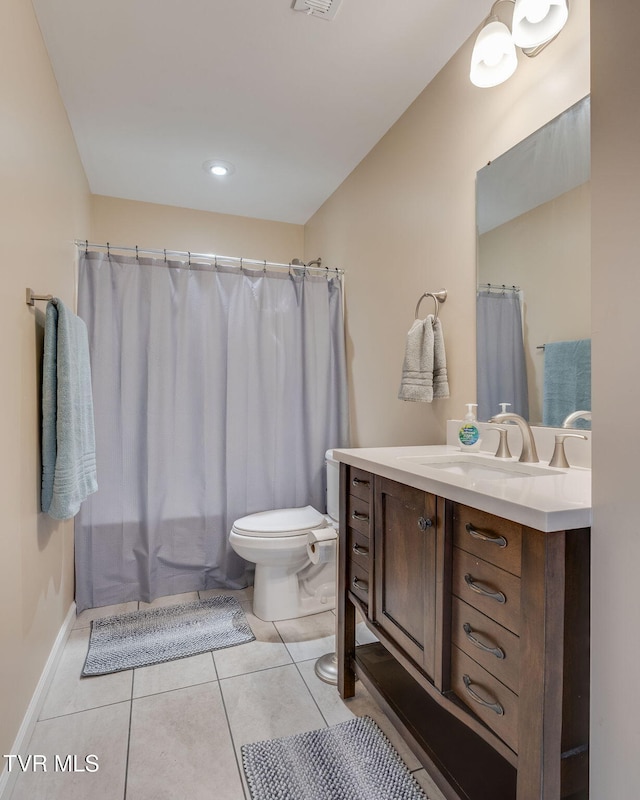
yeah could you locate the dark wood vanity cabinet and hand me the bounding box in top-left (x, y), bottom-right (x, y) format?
top-left (373, 477), bottom-right (439, 678)
top-left (337, 463), bottom-right (590, 800)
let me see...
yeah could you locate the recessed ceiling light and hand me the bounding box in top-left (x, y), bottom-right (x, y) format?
top-left (203, 159), bottom-right (235, 177)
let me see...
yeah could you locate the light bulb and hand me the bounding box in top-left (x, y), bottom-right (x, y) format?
top-left (470, 18), bottom-right (518, 88)
top-left (511, 0), bottom-right (568, 49)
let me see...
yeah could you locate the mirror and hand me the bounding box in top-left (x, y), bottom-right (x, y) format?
top-left (476, 96), bottom-right (591, 427)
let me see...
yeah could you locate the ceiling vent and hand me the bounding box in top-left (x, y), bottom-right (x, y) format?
top-left (292, 0), bottom-right (342, 21)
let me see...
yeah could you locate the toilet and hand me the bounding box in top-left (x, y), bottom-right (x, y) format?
top-left (229, 450), bottom-right (339, 621)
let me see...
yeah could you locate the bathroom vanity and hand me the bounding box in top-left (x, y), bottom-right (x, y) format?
top-left (335, 445), bottom-right (591, 800)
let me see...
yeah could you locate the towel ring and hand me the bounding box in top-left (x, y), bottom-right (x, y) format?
top-left (415, 289), bottom-right (447, 320)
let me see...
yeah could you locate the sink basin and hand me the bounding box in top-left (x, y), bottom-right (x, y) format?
top-left (398, 453), bottom-right (560, 480)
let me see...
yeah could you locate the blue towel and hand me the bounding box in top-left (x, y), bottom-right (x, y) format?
top-left (41, 299), bottom-right (98, 519)
top-left (542, 339), bottom-right (591, 428)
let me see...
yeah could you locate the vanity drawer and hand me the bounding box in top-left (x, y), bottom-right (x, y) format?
top-left (347, 492), bottom-right (371, 536)
top-left (451, 645), bottom-right (519, 754)
top-left (451, 597), bottom-right (520, 694)
top-left (348, 560), bottom-right (370, 607)
top-left (452, 548), bottom-right (521, 635)
top-left (453, 504), bottom-right (522, 577)
top-left (348, 528), bottom-right (371, 573)
top-left (348, 467), bottom-right (372, 503)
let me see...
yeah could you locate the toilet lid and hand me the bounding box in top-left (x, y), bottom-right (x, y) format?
top-left (233, 505), bottom-right (325, 537)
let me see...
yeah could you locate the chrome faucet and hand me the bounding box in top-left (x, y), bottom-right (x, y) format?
top-left (488, 412), bottom-right (539, 463)
top-left (562, 410), bottom-right (592, 428)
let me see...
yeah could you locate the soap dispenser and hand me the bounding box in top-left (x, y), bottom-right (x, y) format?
top-left (458, 404), bottom-right (481, 451)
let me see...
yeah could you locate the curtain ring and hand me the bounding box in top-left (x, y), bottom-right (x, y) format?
top-left (188, 251), bottom-right (191, 267)
top-left (214, 255), bottom-right (218, 270)
top-left (85, 239), bottom-right (88, 255)
top-left (135, 245), bottom-right (139, 261)
top-left (164, 249), bottom-right (167, 263)
top-left (107, 242), bottom-right (110, 257)
top-left (240, 257), bottom-right (244, 272)
top-left (263, 260), bottom-right (267, 274)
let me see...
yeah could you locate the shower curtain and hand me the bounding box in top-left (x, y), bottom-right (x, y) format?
top-left (476, 290), bottom-right (529, 421)
top-left (75, 251), bottom-right (349, 612)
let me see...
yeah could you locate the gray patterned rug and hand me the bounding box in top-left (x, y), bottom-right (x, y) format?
top-left (82, 595), bottom-right (255, 676)
top-left (242, 716), bottom-right (427, 800)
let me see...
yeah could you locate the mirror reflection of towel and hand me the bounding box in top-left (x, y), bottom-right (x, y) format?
top-left (542, 339), bottom-right (591, 427)
top-left (398, 315), bottom-right (449, 402)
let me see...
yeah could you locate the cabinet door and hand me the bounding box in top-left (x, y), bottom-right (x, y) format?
top-left (373, 476), bottom-right (438, 678)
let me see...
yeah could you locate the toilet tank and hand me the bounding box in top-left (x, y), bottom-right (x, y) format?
top-left (325, 449), bottom-right (340, 522)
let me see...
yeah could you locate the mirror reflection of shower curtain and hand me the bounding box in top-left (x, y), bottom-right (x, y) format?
top-left (74, 251), bottom-right (349, 612)
top-left (476, 290), bottom-right (529, 421)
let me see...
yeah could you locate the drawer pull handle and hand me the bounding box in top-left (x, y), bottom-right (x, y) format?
top-left (418, 516), bottom-right (433, 531)
top-left (465, 523), bottom-right (507, 548)
top-left (463, 623), bottom-right (505, 660)
top-left (352, 543), bottom-right (369, 556)
top-left (352, 577), bottom-right (369, 592)
top-left (463, 675), bottom-right (504, 716)
top-left (464, 574), bottom-right (506, 604)
top-left (351, 511), bottom-right (369, 522)
top-left (352, 477), bottom-right (370, 488)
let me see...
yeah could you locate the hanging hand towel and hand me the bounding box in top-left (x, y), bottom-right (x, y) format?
top-left (41, 299), bottom-right (98, 520)
top-left (398, 315), bottom-right (435, 402)
top-left (432, 317), bottom-right (450, 399)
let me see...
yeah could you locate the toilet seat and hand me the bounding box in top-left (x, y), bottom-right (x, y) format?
top-left (232, 505), bottom-right (326, 538)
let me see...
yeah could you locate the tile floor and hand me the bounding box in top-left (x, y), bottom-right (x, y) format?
top-left (8, 588), bottom-right (447, 800)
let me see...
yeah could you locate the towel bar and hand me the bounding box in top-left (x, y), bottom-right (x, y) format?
top-left (415, 289), bottom-right (447, 320)
top-left (26, 288), bottom-right (57, 306)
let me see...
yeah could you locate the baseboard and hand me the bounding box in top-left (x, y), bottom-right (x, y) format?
top-left (0, 601), bottom-right (76, 800)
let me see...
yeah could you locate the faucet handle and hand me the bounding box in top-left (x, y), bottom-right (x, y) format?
top-left (487, 426), bottom-right (512, 459)
top-left (549, 433), bottom-right (588, 468)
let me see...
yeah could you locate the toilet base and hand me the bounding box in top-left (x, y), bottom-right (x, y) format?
top-left (253, 562), bottom-right (336, 622)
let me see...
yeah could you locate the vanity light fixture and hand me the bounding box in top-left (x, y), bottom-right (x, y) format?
top-left (470, 0), bottom-right (569, 88)
top-left (202, 159), bottom-right (236, 177)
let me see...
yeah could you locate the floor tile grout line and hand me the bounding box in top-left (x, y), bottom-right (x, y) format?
top-left (292, 658), bottom-right (332, 729)
top-left (122, 696), bottom-right (134, 800)
top-left (38, 696), bottom-right (133, 723)
top-left (216, 658), bottom-right (250, 800)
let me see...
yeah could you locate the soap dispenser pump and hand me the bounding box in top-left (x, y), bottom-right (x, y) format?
top-left (458, 404), bottom-right (481, 451)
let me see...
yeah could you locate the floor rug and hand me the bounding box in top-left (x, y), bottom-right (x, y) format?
top-left (241, 715), bottom-right (427, 800)
top-left (82, 595), bottom-right (255, 676)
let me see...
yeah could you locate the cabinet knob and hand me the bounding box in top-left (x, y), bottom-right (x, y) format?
top-left (417, 517), bottom-right (432, 531)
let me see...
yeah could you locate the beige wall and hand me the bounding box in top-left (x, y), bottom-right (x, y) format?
top-left (591, 2), bottom-right (640, 794)
top-left (0, 0), bottom-right (304, 770)
top-left (90, 195), bottom-right (304, 264)
top-left (479, 183), bottom-right (591, 423)
top-left (0, 0), bottom-right (91, 762)
top-left (305, 2), bottom-right (590, 448)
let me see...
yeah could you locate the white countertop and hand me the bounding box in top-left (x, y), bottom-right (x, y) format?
top-left (333, 445), bottom-right (591, 532)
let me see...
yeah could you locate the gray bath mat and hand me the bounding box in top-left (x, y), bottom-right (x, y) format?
top-left (241, 715), bottom-right (427, 800)
top-left (82, 595), bottom-right (255, 676)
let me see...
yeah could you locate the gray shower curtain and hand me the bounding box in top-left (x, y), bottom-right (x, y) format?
top-left (476, 290), bottom-right (529, 422)
top-left (75, 251), bottom-right (349, 612)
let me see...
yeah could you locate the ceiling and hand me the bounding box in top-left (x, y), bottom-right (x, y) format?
top-left (32, 0), bottom-right (487, 225)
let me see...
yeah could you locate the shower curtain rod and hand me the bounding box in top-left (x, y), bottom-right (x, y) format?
top-left (478, 283), bottom-right (521, 292)
top-left (74, 241), bottom-right (343, 277)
